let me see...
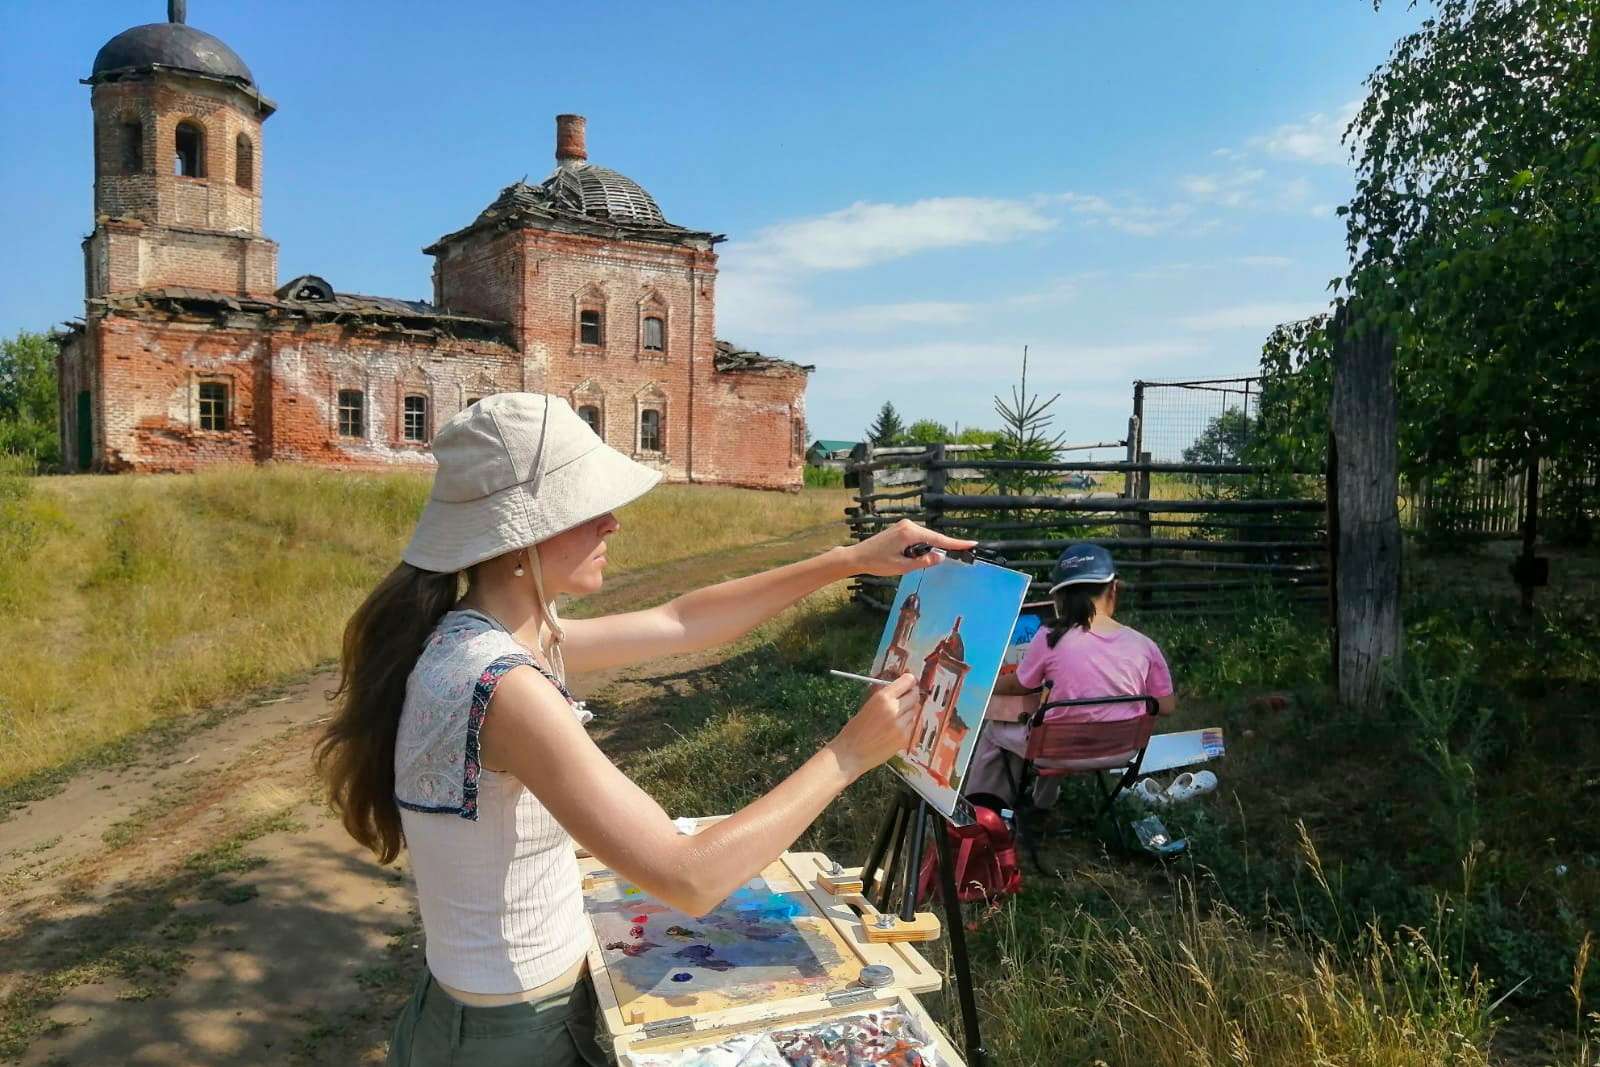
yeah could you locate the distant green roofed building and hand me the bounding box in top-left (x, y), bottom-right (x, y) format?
top-left (806, 439), bottom-right (861, 468)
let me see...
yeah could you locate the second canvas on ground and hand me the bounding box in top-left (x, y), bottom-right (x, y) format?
top-left (868, 558), bottom-right (1030, 815)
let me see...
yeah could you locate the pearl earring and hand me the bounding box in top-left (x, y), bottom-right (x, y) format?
top-left (514, 559), bottom-right (525, 577)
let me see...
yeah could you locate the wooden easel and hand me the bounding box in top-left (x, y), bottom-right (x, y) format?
top-left (823, 784), bottom-right (991, 1067)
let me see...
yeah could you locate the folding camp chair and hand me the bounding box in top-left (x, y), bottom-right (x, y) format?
top-left (1004, 693), bottom-right (1160, 872)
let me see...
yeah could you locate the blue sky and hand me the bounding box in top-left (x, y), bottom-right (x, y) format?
top-left (0, 1), bottom-right (1426, 444)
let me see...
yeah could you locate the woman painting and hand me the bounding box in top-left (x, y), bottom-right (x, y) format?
top-left (316, 393), bottom-right (972, 1066)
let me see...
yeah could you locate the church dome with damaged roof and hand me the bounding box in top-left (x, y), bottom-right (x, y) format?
top-left (90, 3), bottom-right (255, 87)
top-left (544, 114), bottom-right (666, 226)
top-left (545, 162), bottom-right (666, 226)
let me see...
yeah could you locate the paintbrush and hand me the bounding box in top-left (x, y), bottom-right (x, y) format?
top-left (828, 669), bottom-right (893, 687)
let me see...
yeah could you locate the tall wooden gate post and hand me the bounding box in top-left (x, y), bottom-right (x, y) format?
top-left (924, 444), bottom-right (948, 533)
top-left (1329, 307), bottom-right (1403, 713)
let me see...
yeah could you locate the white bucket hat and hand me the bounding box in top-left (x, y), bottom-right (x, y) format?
top-left (402, 393), bottom-right (662, 573)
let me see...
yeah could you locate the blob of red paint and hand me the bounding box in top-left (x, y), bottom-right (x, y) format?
top-left (629, 924), bottom-right (646, 938)
top-left (631, 914), bottom-right (649, 924)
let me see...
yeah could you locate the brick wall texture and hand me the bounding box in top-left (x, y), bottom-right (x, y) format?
top-left (65, 60), bottom-right (809, 490)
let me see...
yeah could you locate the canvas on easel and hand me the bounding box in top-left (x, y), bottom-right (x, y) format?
top-left (868, 557), bottom-right (1030, 817)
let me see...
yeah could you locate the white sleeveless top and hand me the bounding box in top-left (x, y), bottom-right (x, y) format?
top-left (394, 609), bottom-right (594, 994)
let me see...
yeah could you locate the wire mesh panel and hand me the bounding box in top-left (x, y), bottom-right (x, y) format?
top-left (1134, 377), bottom-right (1260, 464)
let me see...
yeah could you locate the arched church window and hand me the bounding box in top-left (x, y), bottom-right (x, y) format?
top-left (639, 408), bottom-right (662, 452)
top-left (235, 134), bottom-right (253, 190)
top-left (119, 119), bottom-right (143, 174)
top-left (579, 309), bottom-right (603, 347)
top-left (175, 121), bottom-right (205, 178)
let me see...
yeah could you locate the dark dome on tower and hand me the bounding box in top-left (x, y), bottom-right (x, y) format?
top-left (90, 22), bottom-right (254, 86)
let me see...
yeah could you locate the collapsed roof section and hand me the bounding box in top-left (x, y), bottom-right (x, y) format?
top-left (95, 280), bottom-right (514, 346)
top-left (713, 340), bottom-right (814, 377)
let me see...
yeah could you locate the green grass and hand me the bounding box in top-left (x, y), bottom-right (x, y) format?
top-left (0, 463), bottom-right (846, 792)
top-left (615, 565), bottom-right (1600, 1065)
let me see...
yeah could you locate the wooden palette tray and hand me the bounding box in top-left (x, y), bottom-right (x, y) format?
top-left (580, 847), bottom-right (959, 1064)
top-left (611, 990), bottom-right (961, 1067)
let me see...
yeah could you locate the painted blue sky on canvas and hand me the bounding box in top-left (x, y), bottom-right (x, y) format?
top-left (871, 561), bottom-right (1029, 734)
top-left (0, 1), bottom-right (1429, 444)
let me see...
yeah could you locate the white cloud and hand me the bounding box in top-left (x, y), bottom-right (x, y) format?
top-left (1234, 255), bottom-right (1294, 268)
top-left (1251, 100), bottom-right (1361, 166)
top-left (1178, 301), bottom-right (1326, 333)
top-left (1178, 168), bottom-right (1266, 207)
top-left (1052, 192), bottom-right (1203, 237)
top-left (734, 196), bottom-right (1056, 274)
top-left (805, 338), bottom-right (1208, 376)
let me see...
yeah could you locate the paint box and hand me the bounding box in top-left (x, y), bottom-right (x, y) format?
top-left (580, 850), bottom-right (965, 1067)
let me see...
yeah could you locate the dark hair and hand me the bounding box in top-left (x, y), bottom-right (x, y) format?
top-left (1045, 580), bottom-right (1114, 648)
top-left (315, 563), bottom-right (460, 864)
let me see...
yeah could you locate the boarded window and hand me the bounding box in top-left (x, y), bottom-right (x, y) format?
top-left (403, 394), bottom-right (429, 442)
top-left (175, 121), bottom-right (204, 178)
top-left (579, 309), bottom-right (603, 346)
top-left (198, 381), bottom-right (228, 431)
top-left (337, 389), bottom-right (364, 437)
top-left (578, 404), bottom-right (601, 437)
top-left (235, 134), bottom-right (253, 189)
top-left (120, 120), bottom-right (143, 174)
top-left (643, 316), bottom-right (665, 352)
top-left (639, 408), bottom-right (662, 452)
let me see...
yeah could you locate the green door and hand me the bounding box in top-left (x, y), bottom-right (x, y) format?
top-left (76, 391), bottom-right (92, 471)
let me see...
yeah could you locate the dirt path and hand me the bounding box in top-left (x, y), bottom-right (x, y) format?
top-left (0, 520), bottom-right (848, 1066)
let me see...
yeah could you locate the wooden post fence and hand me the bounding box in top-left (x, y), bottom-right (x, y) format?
top-left (1329, 308), bottom-right (1402, 713)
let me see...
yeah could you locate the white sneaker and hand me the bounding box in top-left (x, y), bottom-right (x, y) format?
top-left (1165, 770), bottom-right (1219, 803)
top-left (1132, 777), bottom-right (1169, 806)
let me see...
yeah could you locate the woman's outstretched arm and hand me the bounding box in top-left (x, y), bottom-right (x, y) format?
top-left (559, 520), bottom-right (975, 674)
top-left (479, 665), bottom-right (921, 916)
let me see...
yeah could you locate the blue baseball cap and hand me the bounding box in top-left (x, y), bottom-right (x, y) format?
top-left (1048, 543), bottom-right (1116, 593)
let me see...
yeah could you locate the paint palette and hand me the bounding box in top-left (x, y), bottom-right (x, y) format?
top-left (586, 862), bottom-right (861, 1024)
top-left (583, 851), bottom-right (963, 1066)
top-left (621, 997), bottom-right (942, 1067)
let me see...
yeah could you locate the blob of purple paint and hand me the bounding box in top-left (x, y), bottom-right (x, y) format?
top-left (671, 971), bottom-right (693, 982)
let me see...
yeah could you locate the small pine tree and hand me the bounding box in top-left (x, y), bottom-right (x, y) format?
top-left (989, 347), bottom-right (1063, 495)
top-left (866, 402), bottom-right (906, 446)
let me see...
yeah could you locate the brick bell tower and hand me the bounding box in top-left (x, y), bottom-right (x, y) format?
top-left (83, 0), bottom-right (278, 299)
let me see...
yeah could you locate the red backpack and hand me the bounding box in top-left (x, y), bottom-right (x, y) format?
top-left (917, 796), bottom-right (1023, 905)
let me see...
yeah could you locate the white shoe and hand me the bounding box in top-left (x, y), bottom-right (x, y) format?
top-left (1165, 770), bottom-right (1218, 803)
top-left (1132, 778), bottom-right (1169, 806)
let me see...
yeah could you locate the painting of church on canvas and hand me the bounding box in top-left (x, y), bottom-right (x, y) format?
top-left (868, 559), bottom-right (1029, 815)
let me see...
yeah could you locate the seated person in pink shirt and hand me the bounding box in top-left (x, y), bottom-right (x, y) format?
top-left (966, 544), bottom-right (1176, 808)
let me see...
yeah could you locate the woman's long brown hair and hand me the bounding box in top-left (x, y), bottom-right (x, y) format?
top-left (315, 563), bottom-right (460, 864)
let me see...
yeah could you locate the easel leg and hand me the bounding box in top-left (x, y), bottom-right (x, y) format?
top-left (933, 802), bottom-right (989, 1067)
top-left (899, 802), bottom-right (929, 921)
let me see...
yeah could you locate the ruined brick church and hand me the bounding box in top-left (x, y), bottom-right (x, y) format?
top-left (58, 3), bottom-right (811, 488)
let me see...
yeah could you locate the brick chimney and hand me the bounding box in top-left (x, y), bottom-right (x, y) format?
top-left (556, 114), bottom-right (587, 165)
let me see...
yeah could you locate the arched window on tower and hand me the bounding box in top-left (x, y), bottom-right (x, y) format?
top-left (175, 121), bottom-right (205, 178)
top-left (119, 118), bottom-right (144, 174)
top-left (235, 134), bottom-right (253, 190)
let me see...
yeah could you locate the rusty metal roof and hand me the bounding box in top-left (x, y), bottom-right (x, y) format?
top-left (713, 340), bottom-right (814, 376)
top-left (99, 285), bottom-right (513, 344)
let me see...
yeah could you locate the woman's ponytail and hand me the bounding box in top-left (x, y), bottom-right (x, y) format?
top-left (1045, 580), bottom-right (1113, 648)
top-left (315, 564), bottom-right (459, 864)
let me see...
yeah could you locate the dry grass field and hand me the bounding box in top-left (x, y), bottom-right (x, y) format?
top-left (0, 460), bottom-right (846, 790)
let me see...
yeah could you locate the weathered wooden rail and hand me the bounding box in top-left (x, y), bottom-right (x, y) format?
top-left (845, 443), bottom-right (1327, 616)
